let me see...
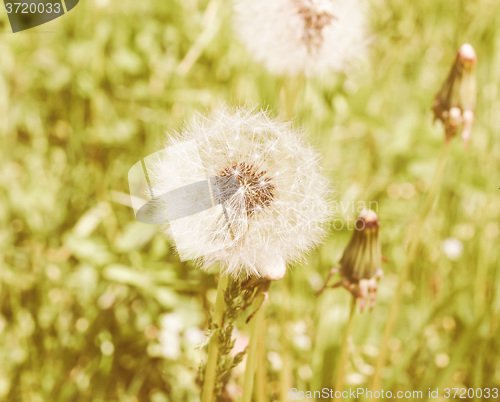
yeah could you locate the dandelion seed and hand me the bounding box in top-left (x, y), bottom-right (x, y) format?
top-left (233, 0), bottom-right (366, 76)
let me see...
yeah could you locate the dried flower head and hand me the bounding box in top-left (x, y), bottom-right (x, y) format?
top-left (233, 0), bottom-right (366, 76)
top-left (432, 43), bottom-right (477, 146)
top-left (148, 107), bottom-right (331, 280)
top-left (317, 209), bottom-right (383, 311)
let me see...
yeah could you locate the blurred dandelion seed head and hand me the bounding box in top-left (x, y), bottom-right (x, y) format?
top-left (233, 0), bottom-right (366, 76)
top-left (148, 106), bottom-right (331, 279)
top-left (296, 0), bottom-right (336, 52)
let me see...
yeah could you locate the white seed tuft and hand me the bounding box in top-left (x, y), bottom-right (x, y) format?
top-left (233, 0), bottom-right (367, 76)
top-left (148, 106), bottom-right (331, 279)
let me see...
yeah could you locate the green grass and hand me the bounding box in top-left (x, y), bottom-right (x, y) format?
top-left (0, 0), bottom-right (499, 401)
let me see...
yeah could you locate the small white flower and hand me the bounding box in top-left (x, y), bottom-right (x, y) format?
top-left (148, 106), bottom-right (331, 279)
top-left (160, 313), bottom-right (184, 332)
top-left (184, 327), bottom-right (206, 346)
top-left (233, 0), bottom-right (366, 76)
top-left (158, 331), bottom-right (181, 360)
top-left (158, 313), bottom-right (184, 360)
top-left (267, 351), bottom-right (283, 371)
top-left (441, 238), bottom-right (463, 260)
top-left (293, 333), bottom-right (312, 350)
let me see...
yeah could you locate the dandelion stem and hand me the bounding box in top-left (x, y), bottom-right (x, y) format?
top-left (333, 299), bottom-right (356, 402)
top-left (255, 312), bottom-right (268, 402)
top-left (370, 141), bottom-right (451, 399)
top-left (279, 277), bottom-right (292, 402)
top-left (242, 292), bottom-right (267, 402)
top-left (264, 68), bottom-right (302, 402)
top-left (202, 274), bottom-right (229, 402)
top-left (277, 76), bottom-right (303, 401)
top-left (176, 0), bottom-right (222, 76)
top-left (280, 74), bottom-right (305, 118)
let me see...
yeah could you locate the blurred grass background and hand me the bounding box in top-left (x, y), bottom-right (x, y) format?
top-left (0, 0), bottom-right (499, 401)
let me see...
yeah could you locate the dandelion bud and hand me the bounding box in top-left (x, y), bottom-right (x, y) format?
top-left (432, 43), bottom-right (477, 146)
top-left (317, 210), bottom-right (383, 311)
top-left (339, 210), bottom-right (382, 311)
top-left (340, 209), bottom-right (381, 282)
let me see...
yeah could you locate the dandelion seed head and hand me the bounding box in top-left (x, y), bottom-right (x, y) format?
top-left (148, 106), bottom-right (331, 279)
top-left (297, 0), bottom-right (336, 50)
top-left (233, 0), bottom-right (366, 76)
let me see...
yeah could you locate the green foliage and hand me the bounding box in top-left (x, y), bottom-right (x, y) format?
top-left (0, 0), bottom-right (499, 400)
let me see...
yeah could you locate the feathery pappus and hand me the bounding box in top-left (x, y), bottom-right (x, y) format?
top-left (233, 0), bottom-right (366, 76)
top-left (148, 106), bottom-right (331, 280)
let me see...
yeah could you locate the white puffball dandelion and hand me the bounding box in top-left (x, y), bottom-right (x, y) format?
top-left (148, 106), bottom-right (331, 280)
top-left (232, 0), bottom-right (366, 76)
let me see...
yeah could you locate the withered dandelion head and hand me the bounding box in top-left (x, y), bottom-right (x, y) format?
top-left (148, 106), bottom-right (331, 280)
top-left (432, 43), bottom-right (477, 146)
top-left (233, 0), bottom-right (366, 76)
top-left (317, 210), bottom-right (383, 311)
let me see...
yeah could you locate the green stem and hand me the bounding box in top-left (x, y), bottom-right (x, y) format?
top-left (201, 274), bottom-right (229, 402)
top-left (279, 278), bottom-right (292, 402)
top-left (176, 0), bottom-right (222, 76)
top-left (419, 141), bottom-right (451, 220)
top-left (255, 313), bottom-right (267, 402)
top-left (275, 74), bottom-right (305, 401)
top-left (280, 74), bottom-right (305, 118)
top-left (333, 299), bottom-right (356, 402)
top-left (242, 292), bottom-right (267, 402)
top-left (370, 141), bottom-right (451, 400)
